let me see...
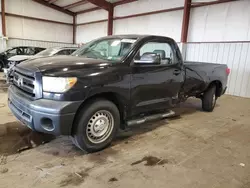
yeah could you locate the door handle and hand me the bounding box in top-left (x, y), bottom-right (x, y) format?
top-left (173, 69), bottom-right (181, 75)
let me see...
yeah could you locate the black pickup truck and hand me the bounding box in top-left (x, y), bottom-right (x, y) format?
top-left (8, 35), bottom-right (229, 152)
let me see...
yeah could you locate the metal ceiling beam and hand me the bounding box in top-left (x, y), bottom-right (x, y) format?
top-left (73, 15), bottom-right (76, 44)
top-left (63, 0), bottom-right (88, 10)
top-left (32, 0), bottom-right (75, 16)
top-left (108, 5), bottom-right (113, 35)
top-left (1, 0), bottom-right (6, 36)
top-left (113, 0), bottom-right (138, 6)
top-left (85, 0), bottom-right (112, 11)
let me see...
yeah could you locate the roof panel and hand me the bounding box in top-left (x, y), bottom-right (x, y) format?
top-left (69, 2), bottom-right (97, 12)
top-left (54, 0), bottom-right (80, 7)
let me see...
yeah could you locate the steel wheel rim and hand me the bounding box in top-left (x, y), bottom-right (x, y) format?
top-left (86, 110), bottom-right (114, 144)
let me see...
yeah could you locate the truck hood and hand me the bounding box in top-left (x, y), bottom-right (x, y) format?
top-left (17, 55), bottom-right (112, 76)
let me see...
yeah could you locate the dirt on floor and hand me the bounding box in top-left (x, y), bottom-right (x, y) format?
top-left (0, 92), bottom-right (250, 188)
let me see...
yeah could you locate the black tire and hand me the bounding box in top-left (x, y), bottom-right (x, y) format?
top-left (202, 85), bottom-right (217, 112)
top-left (0, 62), bottom-right (3, 72)
top-left (72, 99), bottom-right (120, 152)
top-left (70, 136), bottom-right (80, 148)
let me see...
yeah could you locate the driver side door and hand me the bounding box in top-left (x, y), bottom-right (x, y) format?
top-left (130, 39), bottom-right (183, 116)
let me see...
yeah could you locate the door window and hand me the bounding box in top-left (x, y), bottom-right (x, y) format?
top-left (70, 49), bottom-right (77, 54)
top-left (6, 48), bottom-right (22, 58)
top-left (135, 42), bottom-right (175, 65)
top-left (22, 47), bottom-right (36, 55)
top-left (35, 48), bottom-right (45, 53)
top-left (7, 48), bottom-right (17, 56)
top-left (56, 49), bottom-right (72, 55)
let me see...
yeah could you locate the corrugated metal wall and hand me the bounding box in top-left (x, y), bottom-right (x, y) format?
top-left (188, 0), bottom-right (250, 42)
top-left (7, 38), bottom-right (77, 49)
top-left (0, 38), bottom-right (7, 52)
top-left (185, 42), bottom-right (250, 98)
top-left (76, 22), bottom-right (108, 44)
top-left (76, 9), bottom-right (108, 44)
top-left (4, 0), bottom-right (74, 44)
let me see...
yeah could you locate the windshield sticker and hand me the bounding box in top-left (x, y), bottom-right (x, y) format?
top-left (111, 40), bottom-right (121, 46)
top-left (121, 39), bottom-right (137, 43)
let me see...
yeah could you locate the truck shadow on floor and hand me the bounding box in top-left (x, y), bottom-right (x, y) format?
top-left (0, 98), bottom-right (209, 157)
top-left (39, 98), bottom-right (205, 157)
top-left (0, 122), bottom-right (55, 156)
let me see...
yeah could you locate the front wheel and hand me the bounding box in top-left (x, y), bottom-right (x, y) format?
top-left (202, 85), bottom-right (217, 112)
top-left (72, 99), bottom-right (120, 152)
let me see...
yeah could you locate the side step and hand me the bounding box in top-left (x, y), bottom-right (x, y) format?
top-left (126, 110), bottom-right (175, 127)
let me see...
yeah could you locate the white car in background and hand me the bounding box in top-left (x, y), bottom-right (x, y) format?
top-left (5, 46), bottom-right (78, 82)
top-left (8, 46), bottom-right (78, 66)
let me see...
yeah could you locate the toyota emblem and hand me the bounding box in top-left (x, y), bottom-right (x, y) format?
top-left (17, 77), bottom-right (23, 87)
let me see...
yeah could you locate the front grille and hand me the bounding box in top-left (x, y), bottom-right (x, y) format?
top-left (12, 67), bottom-right (42, 99)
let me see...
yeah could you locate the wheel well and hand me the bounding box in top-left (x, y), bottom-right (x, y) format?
top-left (208, 80), bottom-right (222, 97)
top-left (72, 92), bottom-right (126, 133)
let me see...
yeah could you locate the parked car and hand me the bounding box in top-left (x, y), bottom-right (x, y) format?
top-left (5, 47), bottom-right (78, 83)
top-left (34, 47), bottom-right (78, 57)
top-left (0, 46), bottom-right (45, 71)
top-left (8, 35), bottom-right (229, 152)
top-left (7, 46), bottom-right (78, 67)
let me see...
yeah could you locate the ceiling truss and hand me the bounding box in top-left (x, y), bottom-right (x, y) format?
top-left (32, 0), bottom-right (138, 16)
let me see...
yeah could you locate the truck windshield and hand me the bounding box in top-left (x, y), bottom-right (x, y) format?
top-left (72, 38), bottom-right (138, 61)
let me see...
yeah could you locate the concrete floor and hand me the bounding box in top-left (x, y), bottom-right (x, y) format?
top-left (0, 92), bottom-right (250, 188)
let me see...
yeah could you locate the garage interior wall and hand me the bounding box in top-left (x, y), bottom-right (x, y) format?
top-left (186, 0), bottom-right (250, 98)
top-left (76, 0), bottom-right (184, 43)
top-left (1, 0), bottom-right (76, 50)
top-left (114, 0), bottom-right (184, 42)
top-left (76, 9), bottom-right (108, 44)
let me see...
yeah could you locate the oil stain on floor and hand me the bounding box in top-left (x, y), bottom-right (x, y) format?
top-left (131, 156), bottom-right (172, 166)
top-left (109, 177), bottom-right (118, 182)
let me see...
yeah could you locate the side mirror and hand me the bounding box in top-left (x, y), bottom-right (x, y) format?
top-left (134, 52), bottom-right (160, 65)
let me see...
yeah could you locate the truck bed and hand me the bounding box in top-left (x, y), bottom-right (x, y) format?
top-left (182, 61), bottom-right (228, 96)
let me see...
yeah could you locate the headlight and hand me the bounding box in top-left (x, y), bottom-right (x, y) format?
top-left (42, 76), bottom-right (77, 93)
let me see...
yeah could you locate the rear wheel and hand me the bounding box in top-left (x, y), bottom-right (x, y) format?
top-left (202, 85), bottom-right (217, 112)
top-left (72, 99), bottom-right (120, 152)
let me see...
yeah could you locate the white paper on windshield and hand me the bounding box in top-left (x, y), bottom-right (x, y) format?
top-left (111, 40), bottom-right (121, 46)
top-left (121, 39), bottom-right (136, 43)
